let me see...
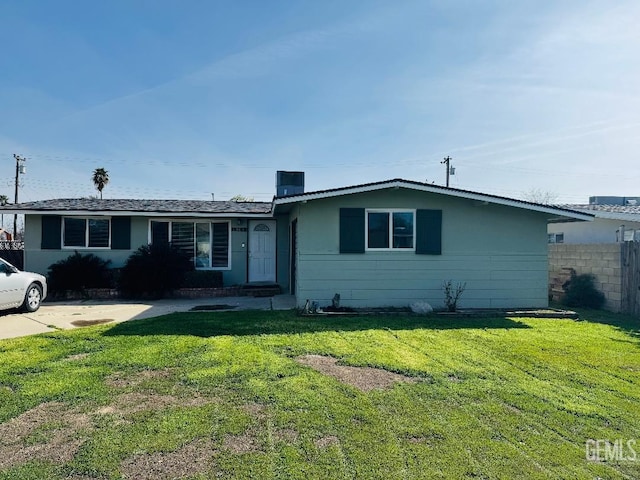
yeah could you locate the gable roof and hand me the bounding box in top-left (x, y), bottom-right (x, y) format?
top-left (0, 198), bottom-right (272, 217)
top-left (273, 178), bottom-right (593, 222)
top-left (0, 179), bottom-right (595, 222)
top-left (555, 204), bottom-right (640, 222)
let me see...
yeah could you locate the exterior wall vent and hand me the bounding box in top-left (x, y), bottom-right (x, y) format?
top-left (276, 171), bottom-right (305, 197)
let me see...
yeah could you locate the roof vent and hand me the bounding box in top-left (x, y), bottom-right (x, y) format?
top-left (276, 171), bottom-right (304, 197)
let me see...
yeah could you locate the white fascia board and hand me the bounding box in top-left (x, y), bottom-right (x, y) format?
top-left (548, 209), bottom-right (640, 223)
top-left (273, 180), bottom-right (594, 221)
top-left (590, 211), bottom-right (640, 222)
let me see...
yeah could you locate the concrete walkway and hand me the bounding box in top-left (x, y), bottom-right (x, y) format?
top-left (0, 295), bottom-right (297, 340)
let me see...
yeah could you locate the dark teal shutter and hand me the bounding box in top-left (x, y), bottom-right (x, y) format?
top-left (41, 216), bottom-right (62, 250)
top-left (111, 216), bottom-right (131, 250)
top-left (416, 209), bottom-right (442, 255)
top-left (339, 208), bottom-right (365, 253)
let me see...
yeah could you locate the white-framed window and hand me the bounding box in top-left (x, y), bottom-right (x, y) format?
top-left (149, 220), bottom-right (231, 270)
top-left (63, 217), bottom-right (110, 248)
top-left (365, 209), bottom-right (416, 250)
top-left (548, 233), bottom-right (564, 244)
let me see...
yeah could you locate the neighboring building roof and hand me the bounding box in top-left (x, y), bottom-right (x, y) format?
top-left (273, 178), bottom-right (593, 222)
top-left (554, 204), bottom-right (640, 222)
top-left (0, 198), bottom-right (272, 217)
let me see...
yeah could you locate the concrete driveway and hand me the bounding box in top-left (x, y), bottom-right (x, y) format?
top-left (0, 295), bottom-right (296, 340)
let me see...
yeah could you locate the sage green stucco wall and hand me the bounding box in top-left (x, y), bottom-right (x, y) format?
top-left (23, 214), bottom-right (258, 286)
top-left (290, 189), bottom-right (549, 309)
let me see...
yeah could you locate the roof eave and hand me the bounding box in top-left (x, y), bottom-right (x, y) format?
top-left (590, 211), bottom-right (640, 222)
top-left (0, 208), bottom-right (273, 218)
top-left (273, 180), bottom-right (594, 221)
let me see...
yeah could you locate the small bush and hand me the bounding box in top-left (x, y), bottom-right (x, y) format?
top-left (443, 280), bottom-right (466, 312)
top-left (562, 272), bottom-right (606, 309)
top-left (119, 244), bottom-right (194, 299)
top-left (47, 252), bottom-right (113, 294)
top-left (182, 270), bottom-right (223, 288)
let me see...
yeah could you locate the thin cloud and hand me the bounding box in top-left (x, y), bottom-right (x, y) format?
top-left (55, 14), bottom-right (379, 123)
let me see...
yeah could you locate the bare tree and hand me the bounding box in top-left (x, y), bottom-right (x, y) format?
top-left (92, 168), bottom-right (110, 199)
top-left (229, 194), bottom-right (254, 202)
top-left (522, 188), bottom-right (558, 205)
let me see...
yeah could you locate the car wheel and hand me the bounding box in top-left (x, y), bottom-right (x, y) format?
top-left (22, 283), bottom-right (43, 312)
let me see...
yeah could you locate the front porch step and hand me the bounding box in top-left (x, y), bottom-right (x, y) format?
top-left (240, 282), bottom-right (282, 297)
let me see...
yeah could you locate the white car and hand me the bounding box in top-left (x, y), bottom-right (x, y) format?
top-left (0, 258), bottom-right (47, 312)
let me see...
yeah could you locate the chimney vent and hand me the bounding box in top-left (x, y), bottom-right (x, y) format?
top-left (276, 171), bottom-right (304, 197)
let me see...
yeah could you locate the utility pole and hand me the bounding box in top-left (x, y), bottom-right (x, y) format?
top-left (441, 156), bottom-right (453, 187)
top-left (13, 154), bottom-right (26, 239)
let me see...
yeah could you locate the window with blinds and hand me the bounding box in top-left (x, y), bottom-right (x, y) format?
top-left (149, 220), bottom-right (230, 269)
top-left (63, 217), bottom-right (110, 248)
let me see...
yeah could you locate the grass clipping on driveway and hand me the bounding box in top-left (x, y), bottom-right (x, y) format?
top-left (0, 309), bottom-right (639, 479)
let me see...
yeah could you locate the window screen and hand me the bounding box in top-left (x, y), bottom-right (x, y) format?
top-left (367, 212), bottom-right (389, 249)
top-left (88, 219), bottom-right (110, 247)
top-left (63, 218), bottom-right (86, 247)
top-left (151, 221), bottom-right (169, 245)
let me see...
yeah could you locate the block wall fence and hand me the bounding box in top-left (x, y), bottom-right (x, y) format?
top-left (549, 243), bottom-right (640, 315)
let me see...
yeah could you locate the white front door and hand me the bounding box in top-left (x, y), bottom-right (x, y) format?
top-left (248, 220), bottom-right (276, 282)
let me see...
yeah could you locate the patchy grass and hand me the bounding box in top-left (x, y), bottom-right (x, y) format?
top-left (0, 309), bottom-right (639, 479)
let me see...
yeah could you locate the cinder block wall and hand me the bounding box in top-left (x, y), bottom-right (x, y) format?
top-left (548, 244), bottom-right (623, 312)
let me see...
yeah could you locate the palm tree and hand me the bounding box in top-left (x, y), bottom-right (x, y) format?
top-left (92, 168), bottom-right (109, 199)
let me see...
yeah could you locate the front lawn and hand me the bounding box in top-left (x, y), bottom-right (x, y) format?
top-left (0, 309), bottom-right (639, 479)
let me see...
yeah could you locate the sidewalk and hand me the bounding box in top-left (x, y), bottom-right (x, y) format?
top-left (0, 295), bottom-right (297, 340)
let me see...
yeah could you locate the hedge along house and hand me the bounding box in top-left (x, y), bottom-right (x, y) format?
top-left (272, 179), bottom-right (593, 309)
top-left (5, 199), bottom-right (290, 289)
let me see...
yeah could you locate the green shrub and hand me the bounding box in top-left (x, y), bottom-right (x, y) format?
top-left (47, 252), bottom-right (113, 294)
top-left (118, 244), bottom-right (193, 299)
top-left (182, 270), bottom-right (223, 288)
top-left (562, 272), bottom-right (606, 309)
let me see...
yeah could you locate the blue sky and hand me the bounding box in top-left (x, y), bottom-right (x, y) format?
top-left (1, 1), bottom-right (639, 203)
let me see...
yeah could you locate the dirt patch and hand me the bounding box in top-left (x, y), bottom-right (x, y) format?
top-left (274, 428), bottom-right (299, 444)
top-left (241, 402), bottom-right (266, 420)
top-left (314, 435), bottom-right (340, 449)
top-left (504, 403), bottom-right (522, 415)
top-left (93, 392), bottom-right (214, 416)
top-left (70, 319), bottom-right (114, 327)
top-left (95, 405), bottom-right (117, 415)
top-left (406, 436), bottom-right (426, 444)
top-left (65, 353), bottom-right (91, 361)
top-left (223, 432), bottom-right (261, 454)
top-left (65, 476), bottom-right (103, 480)
top-left (0, 402), bottom-right (91, 470)
top-left (105, 368), bottom-right (176, 388)
top-left (403, 433), bottom-right (443, 446)
top-left (120, 438), bottom-right (216, 480)
top-left (296, 355), bottom-right (417, 392)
